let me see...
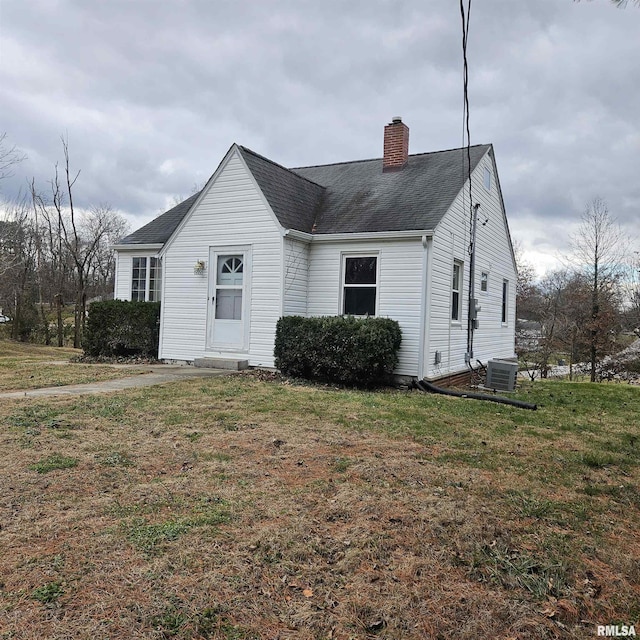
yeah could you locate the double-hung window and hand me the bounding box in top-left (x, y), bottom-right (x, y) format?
top-left (131, 257), bottom-right (162, 302)
top-left (342, 255), bottom-right (377, 316)
top-left (451, 260), bottom-right (463, 322)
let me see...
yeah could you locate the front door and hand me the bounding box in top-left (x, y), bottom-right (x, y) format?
top-left (207, 248), bottom-right (249, 351)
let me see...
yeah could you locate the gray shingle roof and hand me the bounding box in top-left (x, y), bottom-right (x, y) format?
top-left (292, 144), bottom-right (490, 233)
top-left (117, 191), bottom-right (201, 245)
top-left (238, 146), bottom-right (324, 233)
top-left (117, 143), bottom-right (491, 245)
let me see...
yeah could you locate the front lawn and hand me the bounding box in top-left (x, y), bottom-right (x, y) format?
top-left (0, 374), bottom-right (638, 638)
top-left (0, 340), bottom-right (147, 391)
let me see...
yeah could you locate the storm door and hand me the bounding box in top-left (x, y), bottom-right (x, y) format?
top-left (207, 249), bottom-right (248, 350)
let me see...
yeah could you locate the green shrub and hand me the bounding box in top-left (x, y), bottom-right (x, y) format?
top-left (274, 315), bottom-right (402, 388)
top-left (83, 300), bottom-right (160, 357)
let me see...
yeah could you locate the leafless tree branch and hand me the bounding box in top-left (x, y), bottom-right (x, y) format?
top-left (0, 133), bottom-right (27, 183)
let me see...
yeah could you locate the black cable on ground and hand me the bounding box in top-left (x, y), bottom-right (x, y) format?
top-left (415, 379), bottom-right (537, 411)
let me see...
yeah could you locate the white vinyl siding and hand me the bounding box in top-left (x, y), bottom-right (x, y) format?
top-left (159, 149), bottom-right (283, 367)
top-left (425, 149), bottom-right (516, 379)
top-left (116, 146), bottom-right (514, 381)
top-left (283, 237), bottom-right (309, 316)
top-left (114, 252), bottom-right (130, 300)
top-left (307, 238), bottom-right (424, 377)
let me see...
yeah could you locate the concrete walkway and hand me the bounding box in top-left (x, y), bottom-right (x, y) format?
top-left (0, 364), bottom-right (231, 400)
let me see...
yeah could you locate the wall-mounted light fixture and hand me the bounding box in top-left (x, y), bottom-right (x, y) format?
top-left (194, 260), bottom-right (206, 275)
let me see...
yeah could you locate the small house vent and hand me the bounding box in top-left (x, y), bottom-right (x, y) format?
top-left (486, 359), bottom-right (518, 392)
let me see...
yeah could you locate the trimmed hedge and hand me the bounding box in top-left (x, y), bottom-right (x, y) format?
top-left (83, 300), bottom-right (161, 357)
top-left (274, 315), bottom-right (402, 388)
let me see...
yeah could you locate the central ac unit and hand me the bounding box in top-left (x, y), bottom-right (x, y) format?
top-left (486, 359), bottom-right (518, 392)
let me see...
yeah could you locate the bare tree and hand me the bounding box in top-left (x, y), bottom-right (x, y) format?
top-left (0, 198), bottom-right (40, 340)
top-left (513, 240), bottom-right (539, 320)
top-left (0, 135), bottom-right (28, 320)
top-left (26, 137), bottom-right (126, 347)
top-left (537, 270), bottom-right (571, 378)
top-left (0, 217), bottom-right (20, 280)
top-left (83, 203), bottom-right (129, 300)
top-left (30, 180), bottom-right (71, 345)
top-left (619, 250), bottom-right (640, 333)
top-left (46, 137), bottom-right (128, 347)
top-left (0, 133), bottom-right (26, 185)
top-left (517, 268), bottom-right (574, 380)
top-left (569, 198), bottom-right (627, 381)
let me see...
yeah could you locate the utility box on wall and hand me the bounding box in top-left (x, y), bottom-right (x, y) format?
top-left (486, 359), bottom-right (518, 391)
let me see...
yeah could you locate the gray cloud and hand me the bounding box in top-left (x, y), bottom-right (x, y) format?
top-left (0, 0), bottom-right (638, 269)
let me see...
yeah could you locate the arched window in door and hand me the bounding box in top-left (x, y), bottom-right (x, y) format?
top-left (215, 255), bottom-right (243, 320)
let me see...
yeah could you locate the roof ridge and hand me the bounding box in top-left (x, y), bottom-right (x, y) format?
top-left (290, 143), bottom-right (490, 170)
top-left (238, 145), bottom-right (325, 190)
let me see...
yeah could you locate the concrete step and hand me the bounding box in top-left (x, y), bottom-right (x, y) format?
top-left (194, 358), bottom-right (249, 371)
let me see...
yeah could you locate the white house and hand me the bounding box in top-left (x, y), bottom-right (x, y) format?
top-left (113, 118), bottom-right (517, 382)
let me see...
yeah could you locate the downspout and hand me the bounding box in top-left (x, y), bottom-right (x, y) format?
top-left (417, 234), bottom-right (429, 379)
top-left (113, 253), bottom-right (119, 300)
top-left (157, 253), bottom-right (166, 360)
top-left (280, 229), bottom-right (286, 319)
top-left (448, 231), bottom-right (455, 374)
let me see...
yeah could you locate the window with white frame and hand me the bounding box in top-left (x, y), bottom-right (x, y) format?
top-left (131, 257), bottom-right (162, 302)
top-left (502, 279), bottom-right (509, 324)
top-left (481, 271), bottom-right (488, 292)
top-left (342, 255), bottom-right (377, 316)
top-left (451, 260), bottom-right (463, 322)
top-left (483, 166), bottom-right (492, 192)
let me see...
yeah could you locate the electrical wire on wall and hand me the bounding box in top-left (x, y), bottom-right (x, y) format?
top-left (459, 0), bottom-right (477, 362)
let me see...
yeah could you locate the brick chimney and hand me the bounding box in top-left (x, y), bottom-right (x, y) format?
top-left (383, 116), bottom-right (409, 172)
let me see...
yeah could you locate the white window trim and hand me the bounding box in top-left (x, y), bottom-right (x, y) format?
top-left (340, 252), bottom-right (379, 317)
top-left (131, 256), bottom-right (147, 301)
top-left (502, 279), bottom-right (509, 325)
top-left (451, 260), bottom-right (463, 323)
top-left (131, 256), bottom-right (161, 302)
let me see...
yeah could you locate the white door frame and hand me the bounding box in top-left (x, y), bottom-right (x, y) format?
top-left (206, 245), bottom-right (251, 352)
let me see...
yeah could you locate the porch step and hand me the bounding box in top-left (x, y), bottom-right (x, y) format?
top-left (194, 358), bottom-right (249, 371)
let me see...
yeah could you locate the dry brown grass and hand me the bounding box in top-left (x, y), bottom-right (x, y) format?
top-left (0, 342), bottom-right (81, 360)
top-left (0, 372), bottom-right (639, 639)
top-left (0, 339), bottom-right (147, 391)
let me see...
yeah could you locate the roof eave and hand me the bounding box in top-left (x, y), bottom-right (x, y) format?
top-left (284, 229), bottom-right (434, 243)
top-left (112, 243), bottom-right (164, 251)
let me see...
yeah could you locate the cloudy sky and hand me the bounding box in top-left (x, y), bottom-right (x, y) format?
top-left (1, 0), bottom-right (638, 275)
